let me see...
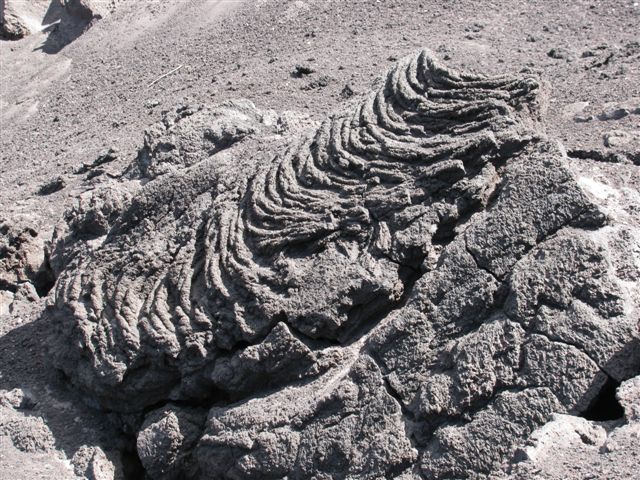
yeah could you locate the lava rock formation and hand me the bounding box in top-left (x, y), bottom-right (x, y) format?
top-left (47, 50), bottom-right (640, 479)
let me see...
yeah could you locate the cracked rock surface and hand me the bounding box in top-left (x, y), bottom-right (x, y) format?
top-left (44, 50), bottom-right (640, 479)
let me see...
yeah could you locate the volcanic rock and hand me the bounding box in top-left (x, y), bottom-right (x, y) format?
top-left (292, 64), bottom-right (316, 77)
top-left (0, 218), bottom-right (48, 295)
top-left (47, 50), bottom-right (640, 479)
top-left (603, 129), bottom-right (633, 148)
top-left (0, 0), bottom-right (50, 39)
top-left (0, 403), bottom-right (55, 453)
top-left (38, 176), bottom-right (66, 195)
top-left (1, 9), bottom-right (29, 39)
top-left (71, 445), bottom-right (123, 480)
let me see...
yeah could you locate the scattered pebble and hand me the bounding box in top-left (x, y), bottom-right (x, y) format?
top-left (14, 282), bottom-right (38, 303)
top-left (0, 290), bottom-right (14, 316)
top-left (603, 130), bottom-right (632, 148)
top-left (598, 107), bottom-right (629, 121)
top-left (562, 101), bottom-right (589, 118)
top-left (465, 22), bottom-right (484, 33)
top-left (292, 64), bottom-right (315, 77)
top-left (76, 148), bottom-right (119, 174)
top-left (0, 388), bottom-right (36, 410)
top-left (37, 177), bottom-right (65, 195)
top-left (548, 47), bottom-right (575, 60)
top-left (144, 99), bottom-right (160, 108)
top-left (301, 75), bottom-right (333, 91)
top-left (340, 84), bottom-right (355, 99)
top-left (574, 115), bottom-right (594, 123)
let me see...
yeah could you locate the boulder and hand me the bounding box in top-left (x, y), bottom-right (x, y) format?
top-left (0, 0), bottom-right (50, 39)
top-left (48, 50), bottom-right (640, 479)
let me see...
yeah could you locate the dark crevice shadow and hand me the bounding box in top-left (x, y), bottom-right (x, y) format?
top-left (576, 338), bottom-right (640, 422)
top-left (34, 253), bottom-right (56, 297)
top-left (121, 449), bottom-right (146, 480)
top-left (581, 375), bottom-right (624, 421)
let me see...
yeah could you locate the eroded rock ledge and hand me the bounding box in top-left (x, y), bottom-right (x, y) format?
top-left (47, 50), bottom-right (640, 479)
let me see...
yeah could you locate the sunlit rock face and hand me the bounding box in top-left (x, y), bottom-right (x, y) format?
top-left (48, 50), bottom-right (640, 479)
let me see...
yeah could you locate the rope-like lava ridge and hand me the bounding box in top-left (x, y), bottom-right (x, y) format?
top-left (51, 50), bottom-right (543, 409)
top-left (204, 49), bottom-right (542, 323)
top-left (244, 50), bottom-right (541, 251)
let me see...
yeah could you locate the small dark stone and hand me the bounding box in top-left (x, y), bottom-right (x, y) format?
top-left (598, 108), bottom-right (629, 121)
top-left (75, 148), bottom-right (119, 174)
top-left (292, 64), bottom-right (316, 78)
top-left (548, 47), bottom-right (573, 60)
top-left (465, 22), bottom-right (484, 33)
top-left (603, 130), bottom-right (632, 147)
top-left (574, 115), bottom-right (594, 123)
top-left (86, 168), bottom-right (106, 180)
top-left (38, 177), bottom-right (65, 195)
top-left (340, 84), bottom-right (355, 99)
top-left (301, 75), bottom-right (333, 91)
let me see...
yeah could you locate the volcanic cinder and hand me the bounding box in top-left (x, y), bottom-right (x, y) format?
top-left (46, 50), bottom-right (640, 479)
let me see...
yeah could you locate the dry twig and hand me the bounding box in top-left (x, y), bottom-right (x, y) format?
top-left (148, 65), bottom-right (183, 87)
